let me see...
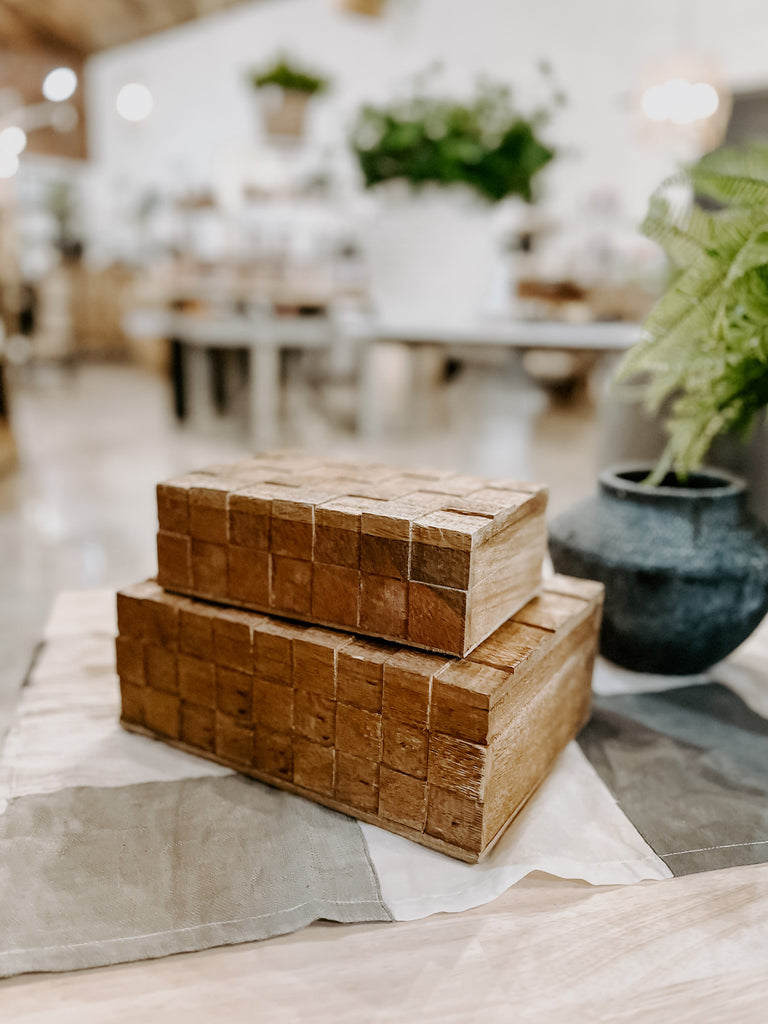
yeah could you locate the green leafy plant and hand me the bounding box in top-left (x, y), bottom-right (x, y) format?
top-left (350, 75), bottom-right (560, 203)
top-left (617, 145), bottom-right (768, 483)
top-left (249, 57), bottom-right (330, 95)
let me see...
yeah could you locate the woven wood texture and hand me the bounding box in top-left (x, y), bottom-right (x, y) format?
top-left (155, 451), bottom-right (548, 656)
top-left (116, 575), bottom-right (603, 861)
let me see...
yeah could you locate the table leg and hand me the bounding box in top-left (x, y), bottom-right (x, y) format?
top-left (358, 340), bottom-right (423, 439)
top-left (185, 345), bottom-right (218, 433)
top-left (358, 339), bottom-right (405, 439)
top-left (409, 342), bottom-right (444, 428)
top-left (208, 349), bottom-right (229, 415)
top-left (169, 339), bottom-right (186, 421)
top-left (249, 344), bottom-right (280, 448)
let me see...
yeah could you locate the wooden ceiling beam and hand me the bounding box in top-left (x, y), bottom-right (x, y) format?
top-left (0, 0), bottom-right (252, 162)
top-left (0, 0), bottom-right (251, 54)
top-left (0, 1), bottom-right (88, 55)
top-left (0, 2), bottom-right (86, 56)
top-left (0, 45), bottom-right (88, 159)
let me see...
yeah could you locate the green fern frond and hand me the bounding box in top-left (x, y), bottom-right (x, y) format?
top-left (641, 195), bottom-right (711, 267)
top-left (724, 229), bottom-right (768, 287)
top-left (697, 144), bottom-right (768, 174)
top-left (705, 208), bottom-right (768, 256)
top-left (617, 275), bottom-right (723, 384)
top-left (642, 178), bottom-right (756, 263)
top-left (690, 169), bottom-right (768, 208)
top-left (617, 144), bottom-right (768, 478)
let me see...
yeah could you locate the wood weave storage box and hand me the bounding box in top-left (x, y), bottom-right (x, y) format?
top-left (155, 451), bottom-right (548, 657)
top-left (116, 574), bottom-right (603, 862)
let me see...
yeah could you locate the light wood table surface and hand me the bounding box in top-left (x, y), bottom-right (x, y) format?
top-left (2, 863), bottom-right (767, 1021)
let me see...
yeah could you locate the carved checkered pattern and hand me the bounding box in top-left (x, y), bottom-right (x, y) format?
top-left (116, 576), bottom-right (603, 861)
top-left (154, 451), bottom-right (548, 657)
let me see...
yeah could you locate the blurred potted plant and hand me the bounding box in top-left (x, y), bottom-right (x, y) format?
top-left (549, 146), bottom-right (768, 674)
top-left (350, 69), bottom-right (561, 326)
top-left (249, 57), bottom-right (330, 139)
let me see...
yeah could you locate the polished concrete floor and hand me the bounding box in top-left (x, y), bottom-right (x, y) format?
top-left (0, 354), bottom-right (603, 741)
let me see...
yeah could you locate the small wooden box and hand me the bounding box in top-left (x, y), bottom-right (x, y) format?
top-left (155, 451), bottom-right (548, 657)
top-left (116, 574), bottom-right (603, 862)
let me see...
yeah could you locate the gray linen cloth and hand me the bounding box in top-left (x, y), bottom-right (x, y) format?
top-left (0, 774), bottom-right (391, 977)
top-left (579, 683), bottom-right (768, 875)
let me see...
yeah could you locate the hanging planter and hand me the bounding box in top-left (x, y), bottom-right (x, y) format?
top-left (248, 57), bottom-right (330, 141)
top-left (260, 88), bottom-right (311, 138)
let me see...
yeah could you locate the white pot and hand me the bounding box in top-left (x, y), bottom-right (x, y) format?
top-left (362, 185), bottom-right (503, 329)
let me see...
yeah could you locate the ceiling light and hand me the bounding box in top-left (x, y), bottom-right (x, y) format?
top-left (0, 151), bottom-right (19, 179)
top-left (0, 126), bottom-right (27, 156)
top-left (116, 83), bottom-right (154, 123)
top-left (639, 57), bottom-right (730, 157)
top-left (689, 82), bottom-right (719, 119)
top-left (641, 77), bottom-right (721, 125)
top-left (641, 83), bottom-right (670, 122)
top-left (43, 67), bottom-right (78, 103)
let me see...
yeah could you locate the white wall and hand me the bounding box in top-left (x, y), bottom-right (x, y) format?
top-left (82, 0), bottom-right (768, 260)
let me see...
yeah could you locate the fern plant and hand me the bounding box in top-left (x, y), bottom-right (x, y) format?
top-left (616, 145), bottom-right (768, 483)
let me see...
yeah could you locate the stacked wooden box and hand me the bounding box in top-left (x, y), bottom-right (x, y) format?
top-left (117, 452), bottom-right (603, 862)
top-left (154, 453), bottom-right (549, 656)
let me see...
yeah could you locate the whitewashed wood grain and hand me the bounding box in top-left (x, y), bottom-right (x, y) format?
top-left (1, 864), bottom-right (767, 1022)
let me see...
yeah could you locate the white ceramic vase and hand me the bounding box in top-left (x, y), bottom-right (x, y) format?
top-left (362, 185), bottom-right (502, 329)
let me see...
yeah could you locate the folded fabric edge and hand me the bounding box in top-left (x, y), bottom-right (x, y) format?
top-left (0, 896), bottom-right (393, 980)
top-left (367, 855), bottom-right (671, 922)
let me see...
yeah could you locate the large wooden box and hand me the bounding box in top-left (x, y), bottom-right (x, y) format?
top-left (116, 575), bottom-right (603, 862)
top-left (155, 452), bottom-right (548, 657)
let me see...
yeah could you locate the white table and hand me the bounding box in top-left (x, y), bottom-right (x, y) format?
top-left (124, 308), bottom-right (334, 447)
top-left (342, 316), bottom-right (642, 437)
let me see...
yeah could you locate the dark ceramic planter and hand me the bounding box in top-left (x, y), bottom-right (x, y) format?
top-left (548, 463), bottom-right (768, 674)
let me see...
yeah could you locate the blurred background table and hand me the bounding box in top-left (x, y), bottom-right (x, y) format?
top-left (346, 317), bottom-right (642, 438)
top-left (125, 306), bottom-right (336, 447)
